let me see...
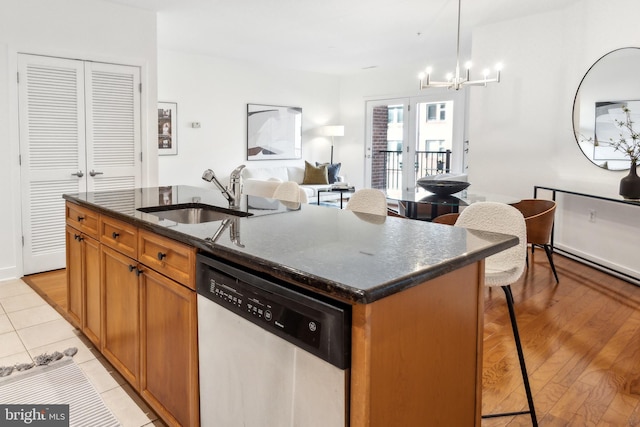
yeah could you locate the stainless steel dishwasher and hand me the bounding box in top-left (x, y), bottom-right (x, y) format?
top-left (196, 254), bottom-right (351, 427)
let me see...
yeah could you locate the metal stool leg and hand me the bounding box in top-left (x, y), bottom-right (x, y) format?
top-left (482, 286), bottom-right (538, 426)
top-left (543, 244), bottom-right (559, 283)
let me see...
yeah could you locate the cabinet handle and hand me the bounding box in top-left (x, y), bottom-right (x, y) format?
top-left (74, 234), bottom-right (83, 241)
top-left (157, 252), bottom-right (166, 260)
top-left (112, 232), bottom-right (120, 239)
top-left (77, 216), bottom-right (85, 222)
top-left (128, 265), bottom-right (143, 276)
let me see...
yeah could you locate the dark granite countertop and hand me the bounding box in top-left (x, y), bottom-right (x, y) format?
top-left (63, 185), bottom-right (518, 304)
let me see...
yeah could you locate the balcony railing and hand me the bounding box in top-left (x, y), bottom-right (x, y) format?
top-left (378, 150), bottom-right (452, 191)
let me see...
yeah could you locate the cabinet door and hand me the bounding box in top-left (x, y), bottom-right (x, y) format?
top-left (101, 245), bottom-right (140, 388)
top-left (65, 226), bottom-right (83, 328)
top-left (140, 268), bottom-right (199, 427)
top-left (83, 235), bottom-right (101, 347)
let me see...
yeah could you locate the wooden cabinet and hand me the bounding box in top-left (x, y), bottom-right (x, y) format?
top-left (100, 215), bottom-right (137, 259)
top-left (65, 204), bottom-right (101, 347)
top-left (65, 226), bottom-right (83, 328)
top-left (82, 234), bottom-right (101, 346)
top-left (66, 202), bottom-right (99, 239)
top-left (101, 245), bottom-right (141, 388)
top-left (65, 201), bottom-right (199, 426)
top-left (140, 268), bottom-right (199, 427)
top-left (138, 229), bottom-right (196, 289)
top-left (350, 263), bottom-right (484, 426)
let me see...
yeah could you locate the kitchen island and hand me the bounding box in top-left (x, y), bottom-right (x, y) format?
top-left (63, 185), bottom-right (518, 427)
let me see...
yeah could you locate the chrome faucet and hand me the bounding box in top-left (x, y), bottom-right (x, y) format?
top-left (202, 165), bottom-right (246, 209)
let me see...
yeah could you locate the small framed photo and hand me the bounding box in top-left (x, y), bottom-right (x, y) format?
top-left (158, 102), bottom-right (177, 155)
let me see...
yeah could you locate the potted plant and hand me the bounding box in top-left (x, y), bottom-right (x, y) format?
top-left (607, 105), bottom-right (640, 199)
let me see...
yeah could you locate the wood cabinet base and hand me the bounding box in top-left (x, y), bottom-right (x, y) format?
top-left (350, 263), bottom-right (484, 426)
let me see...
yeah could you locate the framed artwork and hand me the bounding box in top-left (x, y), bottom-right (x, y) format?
top-left (158, 102), bottom-right (178, 155)
top-left (247, 104), bottom-right (302, 160)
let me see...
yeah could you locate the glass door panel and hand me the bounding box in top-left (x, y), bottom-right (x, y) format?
top-left (365, 91), bottom-right (465, 199)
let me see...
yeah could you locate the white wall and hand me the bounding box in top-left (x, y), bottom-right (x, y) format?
top-left (0, 0), bottom-right (158, 280)
top-left (468, 0), bottom-right (640, 279)
top-left (157, 49), bottom-right (341, 187)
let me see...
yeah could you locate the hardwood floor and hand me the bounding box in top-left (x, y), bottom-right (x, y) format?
top-left (22, 268), bottom-right (67, 311)
top-left (482, 251), bottom-right (640, 426)
top-left (22, 253), bottom-right (640, 426)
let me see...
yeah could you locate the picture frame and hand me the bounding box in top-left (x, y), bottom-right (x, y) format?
top-left (158, 102), bottom-right (178, 155)
top-left (247, 103), bottom-right (302, 160)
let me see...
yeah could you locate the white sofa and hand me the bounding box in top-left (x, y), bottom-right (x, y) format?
top-left (242, 165), bottom-right (337, 204)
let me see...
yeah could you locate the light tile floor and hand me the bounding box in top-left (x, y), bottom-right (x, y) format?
top-left (0, 278), bottom-right (166, 427)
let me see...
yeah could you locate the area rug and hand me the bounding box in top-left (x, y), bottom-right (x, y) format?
top-left (0, 357), bottom-right (120, 426)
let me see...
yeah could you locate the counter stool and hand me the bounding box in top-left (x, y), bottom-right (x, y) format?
top-left (455, 202), bottom-right (538, 426)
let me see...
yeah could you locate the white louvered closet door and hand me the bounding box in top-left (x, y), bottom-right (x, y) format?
top-left (18, 54), bottom-right (141, 274)
top-left (85, 62), bottom-right (141, 192)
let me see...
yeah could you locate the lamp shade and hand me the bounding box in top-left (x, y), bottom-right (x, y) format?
top-left (322, 125), bottom-right (344, 137)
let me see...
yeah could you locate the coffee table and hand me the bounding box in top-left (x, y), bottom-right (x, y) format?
top-left (317, 187), bottom-right (356, 209)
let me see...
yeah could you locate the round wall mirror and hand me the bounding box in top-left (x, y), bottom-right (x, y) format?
top-left (572, 47), bottom-right (640, 170)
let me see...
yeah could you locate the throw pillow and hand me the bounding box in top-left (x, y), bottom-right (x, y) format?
top-left (302, 161), bottom-right (329, 185)
top-left (315, 162), bottom-right (342, 184)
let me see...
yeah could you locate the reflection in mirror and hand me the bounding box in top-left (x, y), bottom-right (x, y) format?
top-left (573, 47), bottom-right (640, 170)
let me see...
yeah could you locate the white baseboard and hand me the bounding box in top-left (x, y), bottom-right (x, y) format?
top-left (0, 266), bottom-right (20, 282)
top-left (554, 243), bottom-right (640, 286)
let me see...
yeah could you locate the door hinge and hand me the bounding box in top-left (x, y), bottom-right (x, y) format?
top-left (16, 72), bottom-right (19, 84)
top-left (18, 154), bottom-right (21, 165)
top-left (407, 104), bottom-right (410, 111)
top-left (139, 83), bottom-right (142, 93)
top-left (22, 236), bottom-right (24, 246)
top-left (140, 152), bottom-right (143, 162)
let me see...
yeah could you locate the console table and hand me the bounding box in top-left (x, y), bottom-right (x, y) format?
top-left (534, 185), bottom-right (640, 284)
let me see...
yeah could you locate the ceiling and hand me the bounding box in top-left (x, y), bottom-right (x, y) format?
top-left (103, 0), bottom-right (581, 75)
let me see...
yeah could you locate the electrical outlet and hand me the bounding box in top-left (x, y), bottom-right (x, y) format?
top-left (589, 209), bottom-right (596, 223)
top-left (191, 122), bottom-right (201, 128)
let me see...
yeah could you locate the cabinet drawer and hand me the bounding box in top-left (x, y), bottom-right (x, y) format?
top-left (100, 215), bottom-right (138, 259)
top-left (138, 230), bottom-right (196, 289)
top-left (66, 202), bottom-right (99, 239)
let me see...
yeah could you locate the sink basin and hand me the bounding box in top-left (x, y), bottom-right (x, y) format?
top-left (138, 203), bottom-right (251, 224)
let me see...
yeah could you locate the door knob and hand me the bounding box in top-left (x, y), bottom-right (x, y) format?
top-left (89, 170), bottom-right (104, 177)
top-left (71, 171), bottom-right (84, 177)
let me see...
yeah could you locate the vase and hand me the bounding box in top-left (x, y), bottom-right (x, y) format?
top-left (619, 158), bottom-right (640, 199)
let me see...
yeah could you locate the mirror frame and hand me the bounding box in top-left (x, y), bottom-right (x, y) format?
top-left (572, 47), bottom-right (640, 171)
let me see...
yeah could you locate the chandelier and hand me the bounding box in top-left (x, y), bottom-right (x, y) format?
top-left (419, 0), bottom-right (502, 90)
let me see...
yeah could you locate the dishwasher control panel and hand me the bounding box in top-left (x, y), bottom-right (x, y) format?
top-left (205, 274), bottom-right (321, 349)
top-left (197, 254), bottom-right (350, 369)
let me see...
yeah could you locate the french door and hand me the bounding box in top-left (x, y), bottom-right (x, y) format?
top-left (18, 54), bottom-right (141, 274)
top-left (365, 91), bottom-right (466, 200)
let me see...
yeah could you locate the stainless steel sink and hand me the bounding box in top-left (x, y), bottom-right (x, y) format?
top-left (138, 203), bottom-right (251, 224)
